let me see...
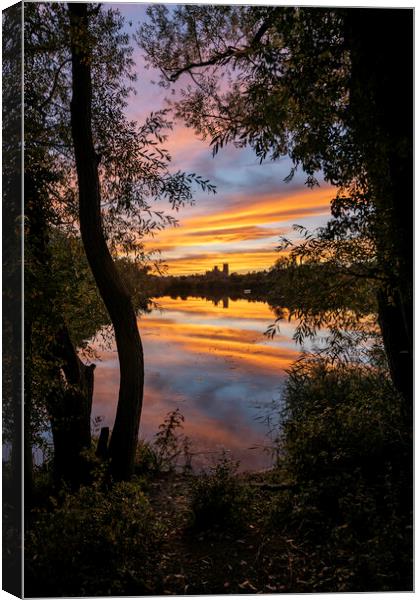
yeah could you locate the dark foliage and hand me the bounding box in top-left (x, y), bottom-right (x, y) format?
top-left (190, 453), bottom-right (249, 531)
top-left (268, 356), bottom-right (412, 591)
top-left (25, 480), bottom-right (164, 597)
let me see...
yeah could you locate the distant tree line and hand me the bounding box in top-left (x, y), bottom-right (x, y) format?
top-left (119, 260), bottom-right (376, 320)
top-left (151, 269), bottom-right (273, 299)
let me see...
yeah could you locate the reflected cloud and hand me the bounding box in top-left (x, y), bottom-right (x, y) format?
top-left (92, 296), bottom-right (298, 470)
top-left (139, 319), bottom-right (297, 373)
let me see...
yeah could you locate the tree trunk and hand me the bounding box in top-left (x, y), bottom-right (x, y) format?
top-left (345, 8), bottom-right (413, 416)
top-left (96, 427), bottom-right (110, 459)
top-left (47, 325), bottom-right (95, 487)
top-left (68, 2), bottom-right (145, 481)
top-left (377, 289), bottom-right (411, 424)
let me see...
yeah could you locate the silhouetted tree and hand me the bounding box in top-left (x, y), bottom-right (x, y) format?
top-left (68, 2), bottom-right (144, 481)
top-left (24, 2), bottom-right (215, 482)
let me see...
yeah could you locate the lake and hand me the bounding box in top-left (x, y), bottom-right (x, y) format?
top-left (92, 295), bottom-right (307, 471)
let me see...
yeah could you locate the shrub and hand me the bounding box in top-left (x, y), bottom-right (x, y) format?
top-left (153, 408), bottom-right (191, 472)
top-left (135, 409), bottom-right (192, 475)
top-left (269, 356), bottom-right (412, 592)
top-left (25, 480), bottom-right (164, 597)
top-left (135, 440), bottom-right (161, 475)
top-left (190, 453), bottom-right (248, 530)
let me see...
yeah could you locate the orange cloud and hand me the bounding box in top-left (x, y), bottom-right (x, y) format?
top-left (185, 224), bottom-right (283, 243)
top-left (160, 248), bottom-right (287, 275)
top-left (151, 225), bottom-right (282, 252)
top-left (185, 187), bottom-right (332, 230)
top-left (145, 186), bottom-right (332, 273)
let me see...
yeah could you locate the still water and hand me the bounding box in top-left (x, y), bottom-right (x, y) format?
top-left (92, 296), bottom-right (305, 471)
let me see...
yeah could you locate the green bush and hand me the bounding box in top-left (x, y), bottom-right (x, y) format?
top-left (190, 453), bottom-right (248, 530)
top-left (269, 356), bottom-right (412, 592)
top-left (25, 480), bottom-right (164, 597)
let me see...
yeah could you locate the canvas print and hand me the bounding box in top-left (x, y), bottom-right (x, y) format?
top-left (2, 2), bottom-right (413, 596)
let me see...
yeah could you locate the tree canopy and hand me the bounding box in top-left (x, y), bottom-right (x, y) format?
top-left (138, 6), bottom-right (413, 406)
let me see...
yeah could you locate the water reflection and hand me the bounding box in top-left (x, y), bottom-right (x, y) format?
top-left (92, 296), bottom-right (301, 471)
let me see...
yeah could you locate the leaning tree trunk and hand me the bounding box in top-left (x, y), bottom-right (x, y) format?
top-left (68, 2), bottom-right (144, 481)
top-left (345, 8), bottom-right (413, 420)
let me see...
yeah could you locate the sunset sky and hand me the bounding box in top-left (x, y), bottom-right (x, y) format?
top-left (116, 4), bottom-right (334, 275)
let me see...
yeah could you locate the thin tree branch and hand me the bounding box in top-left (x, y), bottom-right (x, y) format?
top-left (39, 58), bottom-right (72, 111)
top-left (167, 18), bottom-right (272, 81)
